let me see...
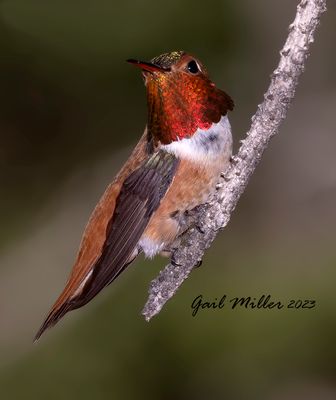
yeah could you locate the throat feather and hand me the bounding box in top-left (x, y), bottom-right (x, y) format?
top-left (146, 73), bottom-right (233, 144)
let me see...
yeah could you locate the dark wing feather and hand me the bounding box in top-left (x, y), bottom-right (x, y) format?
top-left (34, 150), bottom-right (178, 340)
top-left (74, 150), bottom-right (179, 306)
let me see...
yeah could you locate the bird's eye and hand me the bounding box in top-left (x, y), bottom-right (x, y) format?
top-left (187, 60), bottom-right (199, 74)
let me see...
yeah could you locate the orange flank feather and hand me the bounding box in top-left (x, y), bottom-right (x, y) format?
top-left (142, 156), bottom-right (226, 245)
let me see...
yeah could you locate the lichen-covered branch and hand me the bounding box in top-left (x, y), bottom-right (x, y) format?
top-left (142, 0), bottom-right (327, 321)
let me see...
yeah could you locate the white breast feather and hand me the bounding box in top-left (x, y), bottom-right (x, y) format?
top-left (161, 115), bottom-right (232, 163)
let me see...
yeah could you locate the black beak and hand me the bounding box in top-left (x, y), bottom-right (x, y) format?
top-left (127, 59), bottom-right (170, 73)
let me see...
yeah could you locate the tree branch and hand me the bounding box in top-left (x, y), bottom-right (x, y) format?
top-left (142, 0), bottom-right (327, 321)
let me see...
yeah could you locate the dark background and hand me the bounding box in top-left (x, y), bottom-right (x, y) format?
top-left (0, 1), bottom-right (335, 399)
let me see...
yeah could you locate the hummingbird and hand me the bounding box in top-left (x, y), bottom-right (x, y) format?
top-left (34, 51), bottom-right (234, 341)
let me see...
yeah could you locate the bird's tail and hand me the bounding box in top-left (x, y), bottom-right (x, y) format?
top-left (34, 301), bottom-right (74, 342)
top-left (34, 251), bottom-right (138, 342)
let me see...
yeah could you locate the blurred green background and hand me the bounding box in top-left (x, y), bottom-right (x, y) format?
top-left (0, 0), bottom-right (335, 399)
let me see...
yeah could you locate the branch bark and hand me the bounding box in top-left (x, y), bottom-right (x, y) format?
top-left (142, 0), bottom-right (327, 321)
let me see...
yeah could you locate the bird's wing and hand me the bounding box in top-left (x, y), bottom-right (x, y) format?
top-left (35, 149), bottom-right (178, 340)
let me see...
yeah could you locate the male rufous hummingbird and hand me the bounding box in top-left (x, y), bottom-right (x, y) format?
top-left (35, 51), bottom-right (234, 341)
